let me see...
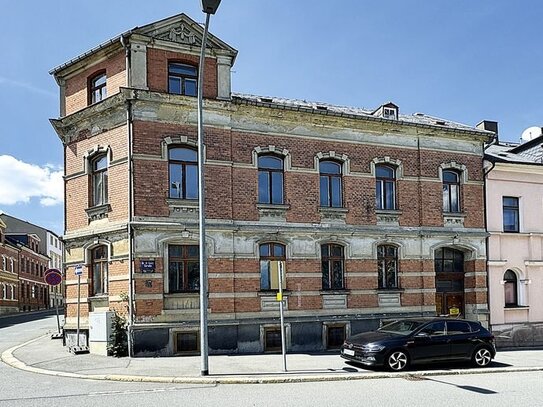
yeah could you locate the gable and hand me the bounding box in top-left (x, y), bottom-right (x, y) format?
top-left (134, 13), bottom-right (237, 58)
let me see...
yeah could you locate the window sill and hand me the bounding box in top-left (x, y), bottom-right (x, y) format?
top-left (85, 204), bottom-right (111, 221)
top-left (504, 305), bottom-right (529, 310)
top-left (375, 209), bottom-right (402, 215)
top-left (165, 292), bottom-right (199, 297)
top-left (256, 204), bottom-right (290, 210)
top-left (376, 288), bottom-right (403, 293)
top-left (258, 290), bottom-right (290, 296)
top-left (167, 199), bottom-right (199, 217)
top-left (320, 289), bottom-right (349, 295)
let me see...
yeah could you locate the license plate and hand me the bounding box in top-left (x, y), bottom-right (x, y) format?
top-left (343, 348), bottom-right (355, 356)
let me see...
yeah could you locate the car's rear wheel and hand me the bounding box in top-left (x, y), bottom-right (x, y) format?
top-left (386, 350), bottom-right (409, 371)
top-left (472, 346), bottom-right (493, 367)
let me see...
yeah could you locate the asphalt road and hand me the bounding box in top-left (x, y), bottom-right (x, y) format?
top-left (1, 314), bottom-right (543, 407)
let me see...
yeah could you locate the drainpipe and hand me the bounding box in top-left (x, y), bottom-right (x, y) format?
top-left (483, 136), bottom-right (498, 328)
top-left (121, 35), bottom-right (135, 357)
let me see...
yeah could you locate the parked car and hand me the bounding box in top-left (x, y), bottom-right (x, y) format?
top-left (341, 318), bottom-right (496, 372)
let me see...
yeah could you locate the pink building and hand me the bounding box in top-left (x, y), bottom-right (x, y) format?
top-left (486, 130), bottom-right (543, 347)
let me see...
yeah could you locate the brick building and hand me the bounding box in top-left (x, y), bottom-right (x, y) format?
top-left (50, 13), bottom-right (492, 356)
top-left (0, 218), bottom-right (19, 315)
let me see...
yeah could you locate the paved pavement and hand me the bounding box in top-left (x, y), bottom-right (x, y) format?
top-left (2, 329), bottom-right (543, 384)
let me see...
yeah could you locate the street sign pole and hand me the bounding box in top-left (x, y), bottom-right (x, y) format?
top-left (76, 273), bottom-right (81, 348)
top-left (278, 261), bottom-right (287, 372)
top-left (54, 284), bottom-right (61, 334)
top-left (70, 264), bottom-right (88, 353)
top-left (44, 268), bottom-right (63, 339)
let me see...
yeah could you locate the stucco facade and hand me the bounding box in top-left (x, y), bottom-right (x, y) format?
top-left (486, 138), bottom-right (543, 347)
top-left (51, 13), bottom-right (491, 356)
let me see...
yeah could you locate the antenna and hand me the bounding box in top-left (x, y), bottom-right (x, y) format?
top-left (521, 126), bottom-right (542, 143)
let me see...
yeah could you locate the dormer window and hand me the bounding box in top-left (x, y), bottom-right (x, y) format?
top-left (168, 63), bottom-right (197, 96)
top-left (89, 72), bottom-right (107, 104)
top-left (383, 107), bottom-right (397, 120)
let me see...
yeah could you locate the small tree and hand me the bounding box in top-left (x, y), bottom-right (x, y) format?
top-left (108, 313), bottom-right (128, 357)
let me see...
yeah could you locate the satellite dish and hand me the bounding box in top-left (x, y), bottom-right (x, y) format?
top-left (521, 126), bottom-right (542, 142)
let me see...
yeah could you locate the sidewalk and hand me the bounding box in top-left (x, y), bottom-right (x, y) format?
top-left (3, 331), bottom-right (543, 384)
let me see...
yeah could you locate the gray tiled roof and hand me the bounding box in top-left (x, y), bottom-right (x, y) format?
top-left (232, 93), bottom-right (490, 134)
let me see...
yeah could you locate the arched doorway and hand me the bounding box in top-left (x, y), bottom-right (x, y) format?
top-left (434, 247), bottom-right (465, 316)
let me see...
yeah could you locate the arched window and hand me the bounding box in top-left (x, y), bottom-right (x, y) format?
top-left (168, 63), bottom-right (197, 96)
top-left (258, 155), bottom-right (284, 204)
top-left (89, 72), bottom-right (107, 104)
top-left (169, 147), bottom-right (198, 199)
top-left (319, 160), bottom-right (342, 207)
top-left (91, 154), bottom-right (108, 206)
top-left (1, 255), bottom-right (5, 270)
top-left (260, 243), bottom-right (286, 290)
top-left (443, 170), bottom-right (461, 213)
top-left (321, 244), bottom-right (344, 290)
top-left (375, 165), bottom-right (396, 210)
top-left (91, 245), bottom-right (108, 296)
top-left (504, 270), bottom-right (518, 307)
top-left (168, 245), bottom-right (199, 292)
top-left (377, 245), bottom-right (398, 289)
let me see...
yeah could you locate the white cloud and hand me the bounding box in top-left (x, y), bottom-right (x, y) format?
top-left (0, 155), bottom-right (63, 206)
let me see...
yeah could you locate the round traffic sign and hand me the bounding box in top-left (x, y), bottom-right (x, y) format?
top-left (44, 270), bottom-right (62, 286)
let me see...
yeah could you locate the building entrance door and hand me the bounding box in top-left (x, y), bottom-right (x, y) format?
top-left (434, 248), bottom-right (465, 316)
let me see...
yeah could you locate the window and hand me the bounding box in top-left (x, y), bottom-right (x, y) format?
top-left (168, 63), bottom-right (197, 96)
top-left (91, 155), bottom-right (108, 206)
top-left (91, 245), bottom-right (108, 296)
top-left (443, 170), bottom-right (461, 213)
top-left (383, 107), bottom-right (397, 120)
top-left (446, 321), bottom-right (471, 335)
top-left (1, 255), bottom-right (5, 270)
top-left (434, 248), bottom-right (464, 274)
top-left (168, 245), bottom-right (199, 292)
top-left (377, 245), bottom-right (398, 289)
top-left (327, 325), bottom-right (346, 349)
top-left (10, 258), bottom-right (14, 272)
top-left (321, 244), bottom-right (344, 290)
top-left (169, 147), bottom-right (198, 199)
top-left (503, 197), bottom-right (519, 232)
top-left (89, 72), bottom-right (107, 104)
top-left (259, 243), bottom-right (286, 290)
top-left (504, 270), bottom-right (518, 307)
top-left (264, 327), bottom-right (282, 352)
top-left (319, 160), bottom-right (342, 207)
top-left (175, 332), bottom-right (199, 353)
top-left (375, 165), bottom-right (396, 210)
top-left (258, 155), bottom-right (284, 204)
top-left (1, 284), bottom-right (5, 300)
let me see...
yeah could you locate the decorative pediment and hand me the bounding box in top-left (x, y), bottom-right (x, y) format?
top-left (135, 13), bottom-right (237, 56)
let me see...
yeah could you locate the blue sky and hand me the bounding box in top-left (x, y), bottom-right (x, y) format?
top-left (1, 0), bottom-right (542, 235)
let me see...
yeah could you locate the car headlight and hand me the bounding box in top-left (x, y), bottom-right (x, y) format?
top-left (361, 344), bottom-right (385, 352)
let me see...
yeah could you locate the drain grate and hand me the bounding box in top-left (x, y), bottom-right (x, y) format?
top-left (404, 375), bottom-right (426, 381)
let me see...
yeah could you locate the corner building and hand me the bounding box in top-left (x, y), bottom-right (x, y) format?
top-left (50, 13), bottom-right (491, 356)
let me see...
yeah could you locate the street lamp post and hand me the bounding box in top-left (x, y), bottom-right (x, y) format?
top-left (197, 0), bottom-right (221, 377)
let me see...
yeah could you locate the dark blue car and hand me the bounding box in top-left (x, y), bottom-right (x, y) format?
top-left (341, 318), bottom-right (496, 371)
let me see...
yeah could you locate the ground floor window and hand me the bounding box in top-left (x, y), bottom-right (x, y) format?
top-left (168, 245), bottom-right (199, 293)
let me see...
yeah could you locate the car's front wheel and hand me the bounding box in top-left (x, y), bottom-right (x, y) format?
top-left (386, 350), bottom-right (409, 371)
top-left (472, 346), bottom-right (493, 367)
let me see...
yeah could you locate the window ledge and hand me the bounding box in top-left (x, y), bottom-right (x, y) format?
top-left (167, 199), bottom-right (199, 217)
top-left (443, 212), bottom-right (465, 217)
top-left (258, 290), bottom-right (290, 296)
top-left (89, 294), bottom-right (109, 301)
top-left (376, 288), bottom-right (404, 293)
top-left (85, 204), bottom-right (111, 221)
top-left (165, 292), bottom-right (199, 297)
top-left (257, 204), bottom-right (290, 222)
top-left (375, 209), bottom-right (402, 215)
top-left (320, 289), bottom-right (349, 295)
top-left (504, 306), bottom-right (529, 310)
top-left (376, 210), bottom-right (401, 225)
top-left (256, 204), bottom-right (290, 210)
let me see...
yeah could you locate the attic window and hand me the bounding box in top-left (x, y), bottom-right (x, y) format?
top-left (435, 120), bottom-right (447, 126)
top-left (89, 72), bottom-right (107, 105)
top-left (316, 105), bottom-right (328, 111)
top-left (259, 97), bottom-right (273, 103)
top-left (383, 107), bottom-right (397, 120)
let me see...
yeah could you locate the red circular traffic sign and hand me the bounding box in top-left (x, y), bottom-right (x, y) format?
top-left (44, 269), bottom-right (62, 286)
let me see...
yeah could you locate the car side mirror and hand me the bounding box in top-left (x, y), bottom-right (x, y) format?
top-left (415, 332), bottom-right (430, 340)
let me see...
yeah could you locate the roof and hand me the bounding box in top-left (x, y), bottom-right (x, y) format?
top-left (232, 93), bottom-right (492, 135)
top-left (50, 13), bottom-right (237, 76)
top-left (485, 135), bottom-right (543, 165)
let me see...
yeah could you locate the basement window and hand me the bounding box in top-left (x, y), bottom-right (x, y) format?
top-left (326, 325), bottom-right (346, 349)
top-left (264, 328), bottom-right (282, 352)
top-left (175, 332), bottom-right (199, 353)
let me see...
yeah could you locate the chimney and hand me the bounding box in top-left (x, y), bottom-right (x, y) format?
top-left (477, 120), bottom-right (498, 143)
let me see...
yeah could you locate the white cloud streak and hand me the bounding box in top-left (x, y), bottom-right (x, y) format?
top-left (0, 76), bottom-right (56, 98)
top-left (0, 155), bottom-right (63, 206)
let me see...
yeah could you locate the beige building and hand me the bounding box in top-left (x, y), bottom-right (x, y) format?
top-left (486, 132), bottom-right (543, 347)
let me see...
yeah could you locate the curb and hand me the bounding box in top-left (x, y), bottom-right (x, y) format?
top-left (3, 335), bottom-right (543, 384)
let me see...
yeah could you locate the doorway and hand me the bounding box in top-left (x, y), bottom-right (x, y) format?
top-left (434, 247), bottom-right (465, 316)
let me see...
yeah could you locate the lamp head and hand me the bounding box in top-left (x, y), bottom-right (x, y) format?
top-left (201, 0), bottom-right (221, 14)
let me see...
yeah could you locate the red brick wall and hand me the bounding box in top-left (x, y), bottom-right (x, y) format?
top-left (64, 51), bottom-right (126, 116)
top-left (147, 48), bottom-right (217, 98)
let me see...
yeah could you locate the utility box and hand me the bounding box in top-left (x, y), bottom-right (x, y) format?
top-left (89, 311), bottom-right (115, 356)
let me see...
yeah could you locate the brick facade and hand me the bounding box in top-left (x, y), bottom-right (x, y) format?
top-left (52, 13), bottom-right (490, 356)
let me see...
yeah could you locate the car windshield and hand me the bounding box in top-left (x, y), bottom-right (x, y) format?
top-left (378, 320), bottom-right (425, 335)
